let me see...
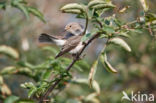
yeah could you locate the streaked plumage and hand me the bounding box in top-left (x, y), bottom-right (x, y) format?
top-left (55, 35), bottom-right (83, 58)
top-left (38, 22), bottom-right (84, 58)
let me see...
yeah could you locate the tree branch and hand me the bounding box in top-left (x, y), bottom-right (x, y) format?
top-left (39, 32), bottom-right (101, 103)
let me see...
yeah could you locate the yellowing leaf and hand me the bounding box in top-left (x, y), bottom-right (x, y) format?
top-left (85, 93), bottom-right (98, 101)
top-left (0, 75), bottom-right (3, 85)
top-left (72, 78), bottom-right (88, 84)
top-left (60, 3), bottom-right (84, 12)
top-left (92, 3), bottom-right (115, 10)
top-left (88, 0), bottom-right (106, 8)
top-left (109, 37), bottom-right (131, 52)
top-left (119, 6), bottom-right (130, 13)
top-left (139, 0), bottom-right (149, 12)
top-left (62, 9), bottom-right (82, 14)
top-left (1, 66), bottom-right (17, 75)
top-left (1, 83), bottom-right (11, 95)
top-left (0, 45), bottom-right (19, 59)
top-left (88, 60), bottom-right (98, 87)
top-left (92, 80), bottom-right (100, 94)
top-left (100, 53), bottom-right (117, 73)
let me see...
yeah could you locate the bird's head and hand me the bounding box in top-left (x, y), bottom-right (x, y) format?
top-left (65, 22), bottom-right (84, 36)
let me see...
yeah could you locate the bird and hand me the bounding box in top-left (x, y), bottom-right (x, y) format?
top-left (38, 22), bottom-right (85, 58)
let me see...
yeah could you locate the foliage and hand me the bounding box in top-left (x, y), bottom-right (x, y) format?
top-left (0, 0), bottom-right (155, 103)
top-left (0, 0), bottom-right (45, 22)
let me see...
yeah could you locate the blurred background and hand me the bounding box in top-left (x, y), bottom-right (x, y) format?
top-left (0, 0), bottom-right (156, 103)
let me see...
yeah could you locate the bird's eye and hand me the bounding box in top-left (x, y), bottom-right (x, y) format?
top-left (69, 25), bottom-right (71, 27)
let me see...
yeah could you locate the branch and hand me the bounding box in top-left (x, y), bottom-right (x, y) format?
top-left (39, 32), bottom-right (101, 103)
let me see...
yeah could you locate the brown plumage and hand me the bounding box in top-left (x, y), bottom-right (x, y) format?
top-left (55, 35), bottom-right (82, 58)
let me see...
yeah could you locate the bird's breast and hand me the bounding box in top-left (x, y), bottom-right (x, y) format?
top-left (69, 42), bottom-right (84, 54)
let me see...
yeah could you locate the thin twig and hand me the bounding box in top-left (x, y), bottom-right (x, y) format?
top-left (39, 32), bottom-right (100, 103)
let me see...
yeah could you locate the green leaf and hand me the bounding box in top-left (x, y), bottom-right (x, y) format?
top-left (60, 3), bottom-right (85, 12)
top-left (109, 37), bottom-right (131, 52)
top-left (0, 45), bottom-right (19, 59)
top-left (12, 3), bottom-right (29, 19)
top-left (95, 8), bottom-right (110, 17)
top-left (4, 95), bottom-right (19, 103)
top-left (139, 0), bottom-right (149, 12)
top-left (27, 7), bottom-right (46, 22)
top-left (115, 32), bottom-right (130, 38)
top-left (81, 33), bottom-right (91, 42)
top-left (102, 26), bottom-right (115, 34)
top-left (0, 2), bottom-right (6, 10)
top-left (76, 13), bottom-right (85, 18)
top-left (28, 88), bottom-right (37, 98)
top-left (100, 53), bottom-right (117, 73)
top-left (42, 70), bottom-right (53, 80)
top-left (16, 99), bottom-right (34, 103)
top-left (88, 60), bottom-right (98, 87)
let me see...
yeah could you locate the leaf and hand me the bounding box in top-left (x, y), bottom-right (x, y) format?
top-left (28, 88), bottom-right (37, 98)
top-left (102, 26), bottom-right (115, 34)
top-left (119, 6), bottom-right (130, 13)
top-left (92, 80), bottom-right (100, 94)
top-left (100, 53), bottom-right (117, 73)
top-left (0, 75), bottom-right (3, 85)
top-left (72, 78), bottom-right (88, 84)
top-left (0, 66), bottom-right (17, 75)
top-left (12, 3), bottom-right (29, 19)
top-left (91, 3), bottom-right (115, 10)
top-left (88, 0), bottom-right (106, 8)
top-left (16, 99), bottom-right (34, 103)
top-left (109, 37), bottom-right (131, 52)
top-left (0, 45), bottom-right (19, 59)
top-left (85, 93), bottom-right (98, 101)
top-left (60, 3), bottom-right (84, 11)
top-left (62, 9), bottom-right (82, 14)
top-left (139, 0), bottom-right (149, 12)
top-left (88, 60), bottom-right (98, 87)
top-left (27, 7), bottom-right (46, 22)
top-left (0, 2), bottom-right (6, 10)
top-left (116, 32), bottom-right (130, 38)
top-left (4, 95), bottom-right (19, 103)
top-left (81, 33), bottom-right (92, 42)
top-left (42, 70), bottom-right (53, 80)
top-left (85, 93), bottom-right (100, 103)
top-left (1, 83), bottom-right (11, 95)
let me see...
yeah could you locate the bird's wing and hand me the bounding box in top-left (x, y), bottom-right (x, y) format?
top-left (63, 32), bottom-right (74, 39)
top-left (55, 36), bottom-right (82, 58)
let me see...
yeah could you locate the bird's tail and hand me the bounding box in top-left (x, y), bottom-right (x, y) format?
top-left (39, 33), bottom-right (55, 43)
